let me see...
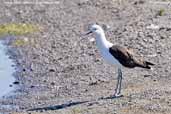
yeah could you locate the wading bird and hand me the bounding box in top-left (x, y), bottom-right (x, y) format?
top-left (84, 24), bottom-right (154, 97)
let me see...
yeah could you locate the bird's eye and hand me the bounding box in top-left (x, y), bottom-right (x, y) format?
top-left (94, 28), bottom-right (97, 31)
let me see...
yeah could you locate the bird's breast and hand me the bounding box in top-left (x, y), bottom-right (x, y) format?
top-left (95, 37), bottom-right (121, 67)
top-left (99, 48), bottom-right (121, 67)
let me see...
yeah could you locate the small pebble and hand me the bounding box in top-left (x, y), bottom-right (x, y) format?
top-left (146, 24), bottom-right (159, 30)
top-left (43, 80), bottom-right (47, 82)
top-left (51, 82), bottom-right (55, 86)
top-left (49, 69), bottom-right (55, 72)
top-left (153, 79), bottom-right (157, 82)
top-left (30, 85), bottom-right (35, 88)
top-left (89, 81), bottom-right (98, 86)
top-left (13, 81), bottom-right (20, 85)
top-left (9, 84), bottom-right (13, 87)
top-left (89, 38), bottom-right (95, 42)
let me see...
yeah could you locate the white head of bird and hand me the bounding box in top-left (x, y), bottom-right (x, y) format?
top-left (85, 24), bottom-right (105, 37)
top-left (85, 24), bottom-right (112, 49)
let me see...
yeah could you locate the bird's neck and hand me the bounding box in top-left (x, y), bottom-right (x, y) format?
top-left (95, 32), bottom-right (113, 50)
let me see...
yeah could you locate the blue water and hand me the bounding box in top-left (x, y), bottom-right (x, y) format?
top-left (0, 41), bottom-right (15, 98)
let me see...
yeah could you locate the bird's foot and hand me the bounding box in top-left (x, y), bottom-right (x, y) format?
top-left (111, 93), bottom-right (123, 98)
top-left (98, 94), bottom-right (123, 100)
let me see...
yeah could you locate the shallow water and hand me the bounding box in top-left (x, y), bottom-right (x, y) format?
top-left (0, 41), bottom-right (15, 98)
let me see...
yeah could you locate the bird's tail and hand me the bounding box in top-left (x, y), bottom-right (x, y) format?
top-left (136, 60), bottom-right (155, 69)
top-left (143, 61), bottom-right (155, 69)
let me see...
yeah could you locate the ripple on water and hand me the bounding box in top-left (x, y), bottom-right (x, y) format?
top-left (0, 41), bottom-right (15, 98)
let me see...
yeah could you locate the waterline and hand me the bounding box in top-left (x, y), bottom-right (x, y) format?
top-left (0, 41), bottom-right (15, 98)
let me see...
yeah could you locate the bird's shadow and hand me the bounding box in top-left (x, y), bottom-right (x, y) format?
top-left (27, 100), bottom-right (89, 112)
top-left (27, 95), bottom-right (123, 112)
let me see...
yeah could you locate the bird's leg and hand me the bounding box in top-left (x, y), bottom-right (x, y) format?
top-left (113, 68), bottom-right (123, 97)
top-left (118, 68), bottom-right (122, 95)
top-left (114, 72), bottom-right (120, 95)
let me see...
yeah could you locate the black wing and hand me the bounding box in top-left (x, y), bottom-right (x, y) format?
top-left (109, 45), bottom-right (154, 69)
top-left (109, 45), bottom-right (137, 68)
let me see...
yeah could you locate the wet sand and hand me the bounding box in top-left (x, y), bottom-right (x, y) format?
top-left (0, 0), bottom-right (171, 114)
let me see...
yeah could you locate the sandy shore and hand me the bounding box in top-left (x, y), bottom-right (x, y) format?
top-left (0, 0), bottom-right (171, 113)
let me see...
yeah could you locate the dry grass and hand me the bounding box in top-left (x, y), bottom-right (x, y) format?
top-left (0, 23), bottom-right (39, 36)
